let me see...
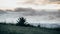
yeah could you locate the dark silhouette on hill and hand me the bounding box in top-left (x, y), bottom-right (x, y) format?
top-left (16, 17), bottom-right (26, 26)
top-left (16, 17), bottom-right (34, 27)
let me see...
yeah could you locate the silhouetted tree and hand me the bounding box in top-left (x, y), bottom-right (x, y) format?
top-left (38, 24), bottom-right (40, 27)
top-left (16, 17), bottom-right (26, 26)
top-left (37, 23), bottom-right (41, 28)
top-left (16, 17), bottom-right (36, 27)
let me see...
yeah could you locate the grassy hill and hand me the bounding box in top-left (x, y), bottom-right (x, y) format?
top-left (0, 24), bottom-right (60, 34)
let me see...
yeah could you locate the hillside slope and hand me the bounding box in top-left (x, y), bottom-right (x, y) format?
top-left (0, 24), bottom-right (60, 34)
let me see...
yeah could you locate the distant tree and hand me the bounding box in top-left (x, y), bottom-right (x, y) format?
top-left (38, 24), bottom-right (41, 28)
top-left (16, 17), bottom-right (26, 26)
top-left (16, 17), bottom-right (36, 27)
top-left (38, 25), bottom-right (40, 27)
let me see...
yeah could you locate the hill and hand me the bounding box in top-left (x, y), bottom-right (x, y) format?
top-left (0, 24), bottom-right (60, 34)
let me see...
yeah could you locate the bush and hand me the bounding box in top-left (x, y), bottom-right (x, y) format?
top-left (16, 17), bottom-right (26, 26)
top-left (38, 24), bottom-right (40, 27)
top-left (16, 17), bottom-right (37, 27)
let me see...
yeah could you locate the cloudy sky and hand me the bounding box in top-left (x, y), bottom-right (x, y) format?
top-left (0, 0), bottom-right (60, 28)
top-left (0, 9), bottom-right (60, 28)
top-left (0, 0), bottom-right (60, 10)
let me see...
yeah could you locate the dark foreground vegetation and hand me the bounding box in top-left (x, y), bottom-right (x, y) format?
top-left (0, 17), bottom-right (60, 34)
top-left (0, 24), bottom-right (60, 34)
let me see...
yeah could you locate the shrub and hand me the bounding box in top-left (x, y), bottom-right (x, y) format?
top-left (16, 17), bottom-right (26, 26)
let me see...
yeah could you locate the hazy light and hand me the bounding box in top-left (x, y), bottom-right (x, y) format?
top-left (0, 0), bottom-right (16, 10)
top-left (0, 0), bottom-right (60, 10)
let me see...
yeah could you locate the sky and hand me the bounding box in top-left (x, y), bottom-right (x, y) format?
top-left (0, 0), bottom-right (16, 10)
top-left (0, 0), bottom-right (60, 10)
top-left (0, 0), bottom-right (60, 28)
top-left (0, 9), bottom-right (60, 28)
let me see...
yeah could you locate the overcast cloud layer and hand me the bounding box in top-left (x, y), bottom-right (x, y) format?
top-left (0, 8), bottom-right (60, 28)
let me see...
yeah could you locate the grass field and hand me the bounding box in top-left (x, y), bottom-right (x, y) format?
top-left (0, 24), bottom-right (60, 34)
